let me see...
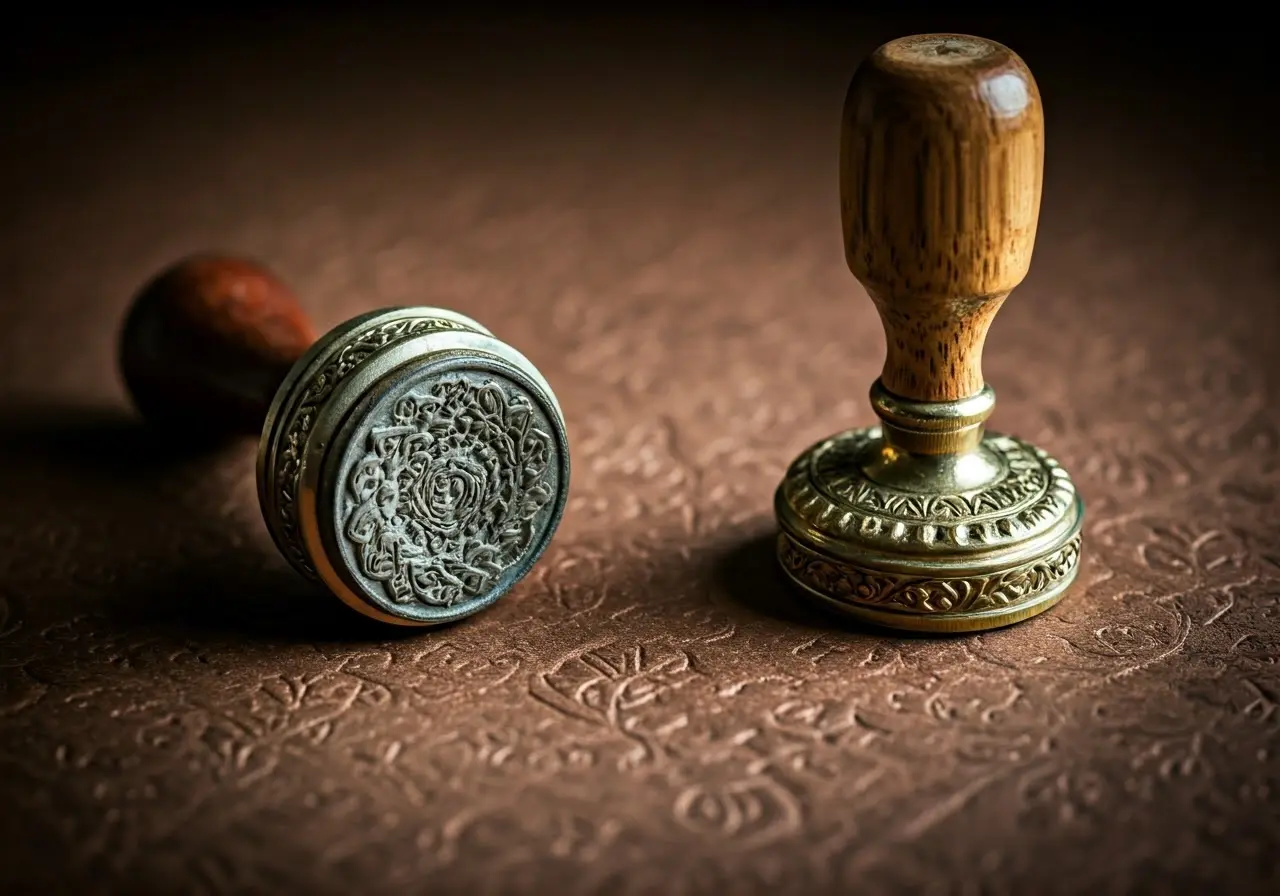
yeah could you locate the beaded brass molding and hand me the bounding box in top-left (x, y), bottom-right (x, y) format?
top-left (779, 428), bottom-right (1077, 553)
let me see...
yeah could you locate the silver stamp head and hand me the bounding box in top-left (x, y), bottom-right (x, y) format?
top-left (257, 307), bottom-right (569, 626)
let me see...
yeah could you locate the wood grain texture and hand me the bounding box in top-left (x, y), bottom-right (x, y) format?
top-left (841, 34), bottom-right (1044, 402)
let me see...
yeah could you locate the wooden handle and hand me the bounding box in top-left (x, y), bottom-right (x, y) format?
top-left (119, 255), bottom-right (317, 436)
top-left (840, 34), bottom-right (1044, 402)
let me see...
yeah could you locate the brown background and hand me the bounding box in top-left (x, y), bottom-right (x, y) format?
top-left (1, 9), bottom-right (1278, 895)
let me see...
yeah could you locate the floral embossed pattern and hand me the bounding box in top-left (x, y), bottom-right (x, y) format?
top-left (784, 428), bottom-right (1078, 551)
top-left (1, 16), bottom-right (1279, 896)
top-left (778, 531), bottom-right (1082, 614)
top-left (269, 315), bottom-right (472, 577)
top-left (342, 377), bottom-right (557, 609)
top-left (814, 430), bottom-right (1047, 520)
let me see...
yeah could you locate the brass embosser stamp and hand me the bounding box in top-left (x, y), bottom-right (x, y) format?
top-left (774, 34), bottom-right (1084, 632)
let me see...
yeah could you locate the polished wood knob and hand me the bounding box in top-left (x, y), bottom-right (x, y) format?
top-left (840, 33), bottom-right (1044, 403)
top-left (118, 255), bottom-right (317, 436)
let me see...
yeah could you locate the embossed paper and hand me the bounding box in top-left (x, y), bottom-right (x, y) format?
top-left (0, 13), bottom-right (1277, 896)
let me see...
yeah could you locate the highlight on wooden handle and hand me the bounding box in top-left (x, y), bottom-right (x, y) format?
top-left (840, 33), bottom-right (1044, 402)
top-left (118, 255), bottom-right (317, 437)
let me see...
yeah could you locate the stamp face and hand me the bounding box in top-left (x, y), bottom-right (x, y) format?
top-left (261, 311), bottom-right (480, 582)
top-left (330, 364), bottom-right (566, 624)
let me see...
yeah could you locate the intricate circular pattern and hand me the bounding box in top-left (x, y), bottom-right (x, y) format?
top-left (331, 369), bottom-right (564, 623)
top-left (261, 312), bottom-right (478, 580)
top-left (256, 307), bottom-right (569, 626)
top-left (780, 427), bottom-right (1076, 553)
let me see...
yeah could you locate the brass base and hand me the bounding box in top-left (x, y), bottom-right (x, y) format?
top-left (774, 424), bottom-right (1083, 633)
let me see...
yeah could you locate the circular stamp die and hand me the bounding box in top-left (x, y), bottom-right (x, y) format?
top-left (257, 307), bottom-right (569, 626)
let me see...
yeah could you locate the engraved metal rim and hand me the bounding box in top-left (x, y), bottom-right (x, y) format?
top-left (776, 477), bottom-right (1083, 578)
top-left (775, 494), bottom-right (1083, 633)
top-left (256, 307), bottom-right (391, 519)
top-left (776, 485), bottom-right (1083, 577)
top-left (779, 544), bottom-right (1080, 634)
top-left (296, 334), bottom-right (570, 626)
top-left (255, 307), bottom-right (493, 580)
top-left (776, 427), bottom-right (1080, 569)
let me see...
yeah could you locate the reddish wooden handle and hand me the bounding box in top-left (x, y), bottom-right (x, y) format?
top-left (118, 255), bottom-right (317, 437)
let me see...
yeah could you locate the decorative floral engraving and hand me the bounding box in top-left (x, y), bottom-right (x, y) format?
top-left (777, 531), bottom-right (1082, 615)
top-left (342, 377), bottom-right (555, 608)
top-left (815, 431), bottom-right (1046, 520)
top-left (271, 316), bottom-right (471, 577)
top-left (673, 777), bottom-right (803, 845)
top-left (781, 428), bottom-right (1077, 551)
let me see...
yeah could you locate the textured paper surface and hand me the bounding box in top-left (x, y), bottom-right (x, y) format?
top-left (1, 14), bottom-right (1277, 894)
